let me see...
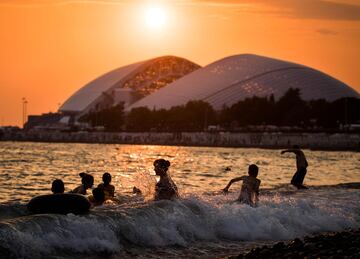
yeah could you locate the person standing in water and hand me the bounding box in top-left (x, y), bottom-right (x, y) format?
top-left (153, 159), bottom-right (179, 200)
top-left (222, 164), bottom-right (261, 207)
top-left (281, 145), bottom-right (308, 189)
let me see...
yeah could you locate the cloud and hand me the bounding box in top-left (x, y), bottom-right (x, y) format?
top-left (191, 0), bottom-right (360, 21)
top-left (316, 28), bottom-right (339, 35)
top-left (281, 0), bottom-right (360, 21)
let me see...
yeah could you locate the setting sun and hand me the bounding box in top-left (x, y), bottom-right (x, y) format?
top-left (145, 6), bottom-right (167, 29)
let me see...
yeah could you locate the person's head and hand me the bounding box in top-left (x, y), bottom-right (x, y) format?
top-left (248, 164), bottom-right (259, 178)
top-left (51, 179), bottom-right (65, 194)
top-left (92, 187), bottom-right (105, 202)
top-left (132, 186), bottom-right (142, 195)
top-left (102, 172), bottom-right (112, 185)
top-left (79, 172), bottom-right (94, 189)
top-left (153, 159), bottom-right (171, 176)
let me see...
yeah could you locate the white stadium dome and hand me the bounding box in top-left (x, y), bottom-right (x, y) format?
top-left (59, 56), bottom-right (201, 115)
top-left (126, 54), bottom-right (359, 111)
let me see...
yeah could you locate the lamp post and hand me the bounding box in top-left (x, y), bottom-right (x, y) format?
top-left (22, 97), bottom-right (28, 128)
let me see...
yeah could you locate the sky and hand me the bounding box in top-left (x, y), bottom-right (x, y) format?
top-left (0, 0), bottom-right (359, 127)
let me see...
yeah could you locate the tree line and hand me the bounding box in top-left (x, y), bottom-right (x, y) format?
top-left (79, 88), bottom-right (360, 132)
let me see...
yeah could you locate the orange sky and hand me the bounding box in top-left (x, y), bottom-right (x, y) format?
top-left (0, 0), bottom-right (359, 127)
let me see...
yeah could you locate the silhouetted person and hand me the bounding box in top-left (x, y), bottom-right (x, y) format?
top-left (154, 159), bottom-right (179, 200)
top-left (98, 172), bottom-right (115, 199)
top-left (88, 187), bottom-right (105, 207)
top-left (51, 179), bottom-right (65, 194)
top-left (70, 172), bottom-right (94, 195)
top-left (222, 164), bottom-right (261, 207)
top-left (281, 145), bottom-right (308, 189)
top-left (132, 186), bottom-right (142, 195)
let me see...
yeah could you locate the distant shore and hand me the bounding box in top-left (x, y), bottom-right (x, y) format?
top-left (1, 131), bottom-right (359, 151)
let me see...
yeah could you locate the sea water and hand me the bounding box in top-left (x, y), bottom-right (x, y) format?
top-left (0, 141), bottom-right (359, 258)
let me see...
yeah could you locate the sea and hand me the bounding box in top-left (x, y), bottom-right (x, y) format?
top-left (0, 141), bottom-right (359, 258)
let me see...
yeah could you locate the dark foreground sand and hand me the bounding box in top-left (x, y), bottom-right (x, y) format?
top-left (228, 229), bottom-right (360, 259)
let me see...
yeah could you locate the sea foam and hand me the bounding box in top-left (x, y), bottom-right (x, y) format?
top-left (0, 188), bottom-right (359, 258)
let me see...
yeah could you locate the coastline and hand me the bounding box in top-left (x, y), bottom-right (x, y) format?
top-left (228, 229), bottom-right (360, 259)
top-left (1, 131), bottom-right (359, 151)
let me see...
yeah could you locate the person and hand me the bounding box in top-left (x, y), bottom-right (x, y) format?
top-left (88, 187), bottom-right (105, 207)
top-left (70, 172), bottom-right (94, 195)
top-left (222, 164), bottom-right (261, 207)
top-left (97, 172), bottom-right (115, 200)
top-left (281, 145), bottom-right (308, 189)
top-left (51, 179), bottom-right (65, 194)
top-left (132, 186), bottom-right (142, 195)
top-left (153, 159), bottom-right (179, 200)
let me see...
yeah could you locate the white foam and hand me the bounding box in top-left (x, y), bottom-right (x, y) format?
top-left (0, 214), bottom-right (120, 257)
top-left (0, 189), bottom-right (359, 257)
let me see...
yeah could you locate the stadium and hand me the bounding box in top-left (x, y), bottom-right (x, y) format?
top-left (127, 54), bottom-right (359, 111)
top-left (28, 54), bottom-right (359, 128)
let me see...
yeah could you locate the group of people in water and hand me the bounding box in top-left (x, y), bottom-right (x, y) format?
top-left (50, 146), bottom-right (308, 208)
top-left (51, 172), bottom-right (115, 207)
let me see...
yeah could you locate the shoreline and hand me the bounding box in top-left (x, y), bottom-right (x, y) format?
top-left (227, 229), bottom-right (360, 259)
top-left (1, 131), bottom-right (360, 151)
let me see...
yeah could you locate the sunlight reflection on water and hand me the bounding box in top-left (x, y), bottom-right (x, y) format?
top-left (0, 141), bottom-right (359, 203)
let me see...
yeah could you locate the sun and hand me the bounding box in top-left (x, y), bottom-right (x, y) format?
top-left (145, 6), bottom-right (167, 29)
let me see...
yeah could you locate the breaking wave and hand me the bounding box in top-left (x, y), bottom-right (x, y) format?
top-left (0, 184), bottom-right (359, 258)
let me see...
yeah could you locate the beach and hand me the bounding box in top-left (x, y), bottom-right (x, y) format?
top-left (230, 229), bottom-right (360, 259)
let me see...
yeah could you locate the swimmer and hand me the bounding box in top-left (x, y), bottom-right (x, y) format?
top-left (97, 172), bottom-right (115, 200)
top-left (88, 187), bottom-right (105, 207)
top-left (132, 186), bottom-right (142, 195)
top-left (222, 164), bottom-right (261, 207)
top-left (70, 172), bottom-right (94, 195)
top-left (154, 159), bottom-right (179, 200)
top-left (51, 179), bottom-right (65, 194)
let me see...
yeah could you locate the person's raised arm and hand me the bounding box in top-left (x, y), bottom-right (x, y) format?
top-left (222, 176), bottom-right (245, 193)
top-left (281, 149), bottom-right (297, 155)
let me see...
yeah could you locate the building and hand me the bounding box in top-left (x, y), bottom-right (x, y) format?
top-left (27, 54), bottom-right (360, 130)
top-left (59, 55), bottom-right (201, 122)
top-left (127, 54), bottom-right (360, 111)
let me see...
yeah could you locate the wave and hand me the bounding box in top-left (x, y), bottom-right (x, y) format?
top-left (0, 185), bottom-right (359, 258)
top-left (0, 203), bottom-right (29, 221)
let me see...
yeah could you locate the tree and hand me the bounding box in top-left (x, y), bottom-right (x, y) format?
top-left (275, 88), bottom-right (309, 126)
top-left (79, 103), bottom-right (124, 131)
top-left (126, 107), bottom-right (153, 131)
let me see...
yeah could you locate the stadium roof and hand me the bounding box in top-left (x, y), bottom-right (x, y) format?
top-left (59, 56), bottom-right (200, 113)
top-left (127, 54), bottom-right (360, 111)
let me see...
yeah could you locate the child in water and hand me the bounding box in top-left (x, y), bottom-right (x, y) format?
top-left (97, 172), bottom-right (115, 200)
top-left (70, 172), bottom-right (94, 195)
top-left (51, 179), bottom-right (65, 194)
top-left (88, 187), bottom-right (105, 207)
top-left (222, 164), bottom-right (261, 207)
top-left (154, 159), bottom-right (179, 200)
